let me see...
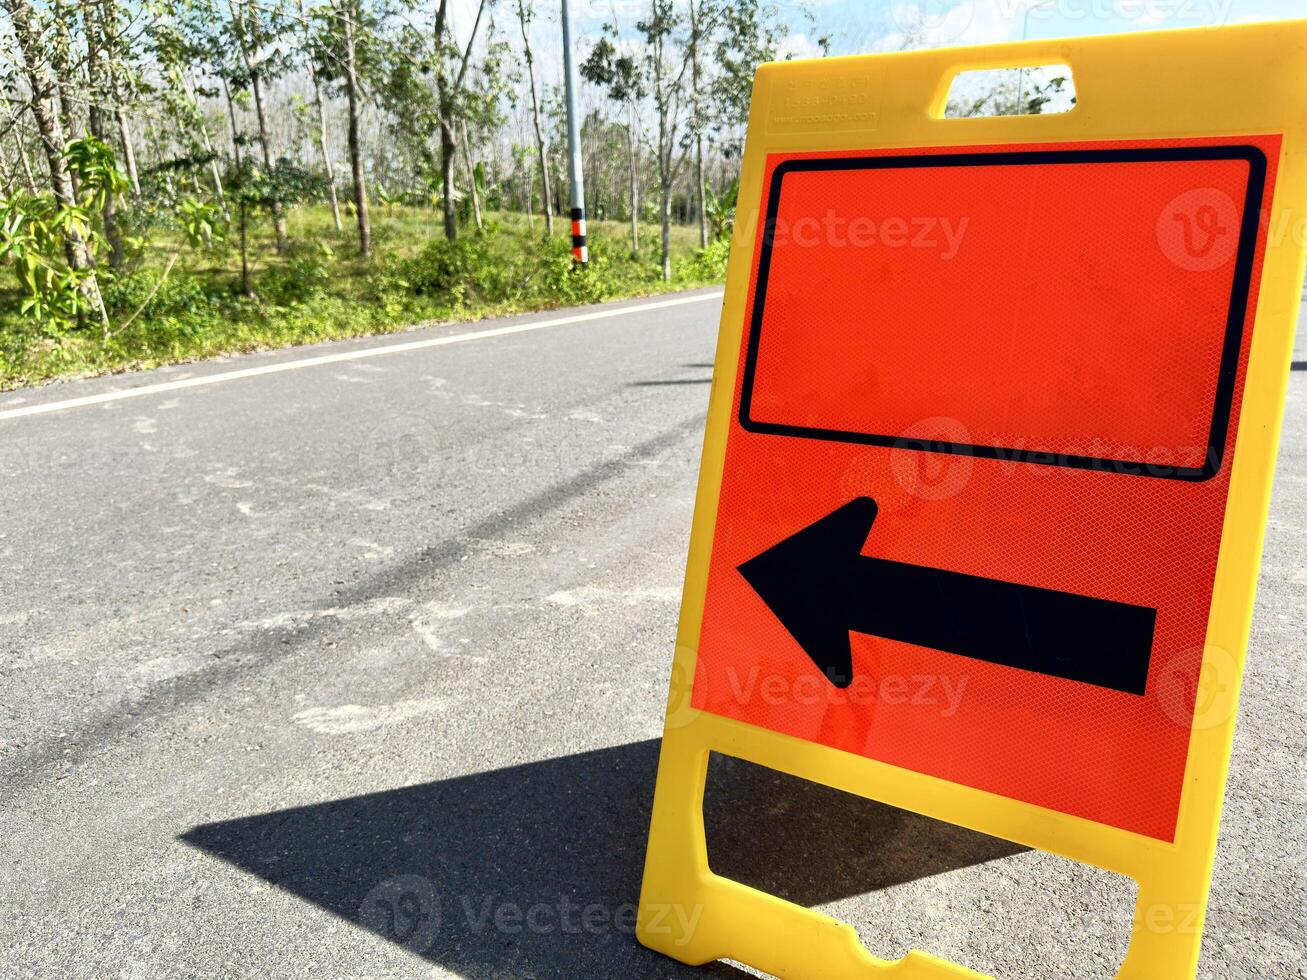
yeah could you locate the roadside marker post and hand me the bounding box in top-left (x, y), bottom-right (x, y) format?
top-left (560, 0), bottom-right (588, 265)
top-left (636, 22), bottom-right (1307, 980)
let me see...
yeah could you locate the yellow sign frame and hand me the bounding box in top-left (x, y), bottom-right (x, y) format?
top-left (637, 21), bottom-right (1307, 980)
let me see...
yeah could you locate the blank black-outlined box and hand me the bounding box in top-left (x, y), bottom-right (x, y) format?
top-left (737, 145), bottom-right (1268, 482)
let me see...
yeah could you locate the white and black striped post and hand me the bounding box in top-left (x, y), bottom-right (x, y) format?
top-left (560, 0), bottom-right (588, 265)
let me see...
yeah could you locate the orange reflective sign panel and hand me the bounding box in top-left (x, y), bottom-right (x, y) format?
top-left (692, 137), bottom-right (1279, 842)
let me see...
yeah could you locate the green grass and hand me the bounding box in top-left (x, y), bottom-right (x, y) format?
top-left (0, 205), bottom-right (726, 391)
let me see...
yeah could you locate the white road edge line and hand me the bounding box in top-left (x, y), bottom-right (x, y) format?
top-left (0, 290), bottom-right (725, 422)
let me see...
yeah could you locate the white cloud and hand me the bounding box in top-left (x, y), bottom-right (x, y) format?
top-left (866, 1), bottom-right (1025, 55)
top-left (777, 32), bottom-right (826, 61)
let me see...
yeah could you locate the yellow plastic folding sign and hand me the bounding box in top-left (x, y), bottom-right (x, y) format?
top-left (637, 20), bottom-right (1307, 980)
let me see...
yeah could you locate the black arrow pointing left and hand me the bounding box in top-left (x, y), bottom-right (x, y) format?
top-left (738, 497), bottom-right (1156, 695)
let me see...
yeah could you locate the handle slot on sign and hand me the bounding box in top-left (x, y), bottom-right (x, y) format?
top-left (937, 65), bottom-right (1076, 118)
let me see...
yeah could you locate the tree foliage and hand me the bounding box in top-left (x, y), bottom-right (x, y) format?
top-left (0, 0), bottom-right (1049, 379)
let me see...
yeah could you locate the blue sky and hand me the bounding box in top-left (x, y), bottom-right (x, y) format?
top-left (747, 0), bottom-right (1307, 59)
top-left (512, 0), bottom-right (1305, 90)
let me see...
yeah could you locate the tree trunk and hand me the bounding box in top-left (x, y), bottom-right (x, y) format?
top-left (50, 0), bottom-right (81, 198)
top-left (8, 13), bottom-right (73, 207)
top-left (341, 0), bottom-right (371, 258)
top-left (647, 1), bottom-right (692, 281)
top-left (433, 0), bottom-right (488, 243)
top-left (229, 0), bottom-right (288, 253)
top-left (298, 0), bottom-right (341, 232)
top-left (7, 115), bottom-right (38, 194)
top-left (249, 71), bottom-right (287, 252)
top-left (115, 109), bottom-right (141, 194)
top-left (82, 0), bottom-right (124, 268)
top-left (660, 181), bottom-right (672, 281)
top-left (696, 140), bottom-right (708, 248)
top-left (439, 119), bottom-right (457, 240)
top-left (315, 80), bottom-right (342, 232)
top-left (658, 101), bottom-right (672, 281)
top-left (433, 0), bottom-right (457, 241)
top-left (523, 156), bottom-right (533, 230)
top-left (690, 0), bottom-right (708, 249)
top-left (17, 138), bottom-right (37, 194)
top-left (516, 0), bottom-right (553, 237)
top-left (460, 119), bottom-right (482, 233)
top-left (627, 105), bottom-right (639, 255)
top-left (4, 0), bottom-right (105, 323)
top-left (222, 75), bottom-right (243, 170)
top-left (175, 71), bottom-right (227, 211)
top-left (238, 197), bottom-right (253, 297)
top-left (98, 0), bottom-right (141, 195)
top-left (182, 74), bottom-right (227, 215)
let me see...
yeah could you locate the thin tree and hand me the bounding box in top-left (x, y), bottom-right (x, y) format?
top-left (514, 0), bottom-right (553, 236)
top-left (48, 0), bottom-right (81, 196)
top-left (99, 0), bottom-right (142, 195)
top-left (338, 0), bottom-right (370, 256)
top-left (432, 0), bottom-right (488, 242)
top-left (639, 0), bottom-right (695, 280)
top-left (3, 0), bottom-right (105, 320)
top-left (452, 15), bottom-right (513, 235)
top-left (1, 101), bottom-right (40, 194)
top-left (227, 0), bottom-right (289, 253)
top-left (459, 118), bottom-right (482, 232)
top-left (221, 74), bottom-right (244, 169)
top-left (181, 72), bottom-right (228, 213)
top-left (0, 152), bottom-right (14, 195)
top-left (297, 0), bottom-right (342, 232)
top-left (582, 30), bottom-right (645, 255)
top-left (688, 0), bottom-right (709, 248)
top-left (81, 0), bottom-right (125, 267)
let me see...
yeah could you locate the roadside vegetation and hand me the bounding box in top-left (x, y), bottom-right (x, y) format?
top-left (0, 0), bottom-right (1066, 390)
top-left (0, 183), bottom-right (728, 389)
top-left (0, 0), bottom-right (764, 390)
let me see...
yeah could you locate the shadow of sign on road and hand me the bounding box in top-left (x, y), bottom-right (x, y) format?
top-left (181, 740), bottom-right (1023, 978)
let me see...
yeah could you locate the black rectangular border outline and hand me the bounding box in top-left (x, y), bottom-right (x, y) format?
top-left (737, 145), bottom-right (1269, 482)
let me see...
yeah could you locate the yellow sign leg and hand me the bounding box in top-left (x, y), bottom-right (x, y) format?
top-left (638, 722), bottom-right (983, 979)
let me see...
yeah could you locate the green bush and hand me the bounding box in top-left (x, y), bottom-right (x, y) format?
top-left (259, 241), bottom-right (335, 306)
top-left (675, 238), bottom-right (731, 282)
top-left (400, 236), bottom-right (503, 305)
top-left (102, 270), bottom-right (214, 320)
top-left (391, 219), bottom-right (727, 315)
top-left (531, 235), bottom-right (615, 306)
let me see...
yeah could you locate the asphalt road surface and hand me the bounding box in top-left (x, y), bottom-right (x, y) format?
top-left (1, 288), bottom-right (1303, 979)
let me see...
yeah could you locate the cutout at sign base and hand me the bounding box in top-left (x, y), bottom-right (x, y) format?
top-left (638, 19), bottom-right (1307, 980)
top-left (640, 712), bottom-right (1215, 979)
